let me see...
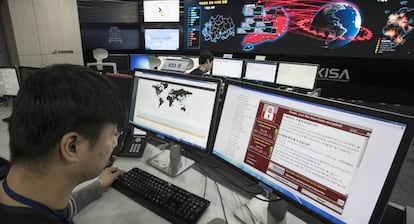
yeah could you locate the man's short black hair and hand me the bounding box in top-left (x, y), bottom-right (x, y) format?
top-left (198, 50), bottom-right (214, 64)
top-left (8, 64), bottom-right (128, 164)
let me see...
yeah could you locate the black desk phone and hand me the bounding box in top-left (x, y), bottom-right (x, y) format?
top-left (112, 128), bottom-right (147, 158)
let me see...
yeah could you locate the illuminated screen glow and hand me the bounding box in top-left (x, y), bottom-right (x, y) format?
top-left (183, 0), bottom-right (414, 60)
top-left (144, 0), bottom-right (180, 22)
top-left (243, 61), bottom-right (277, 83)
top-left (275, 62), bottom-right (319, 90)
top-left (212, 79), bottom-right (413, 224)
top-left (130, 54), bottom-right (153, 70)
top-left (0, 67), bottom-right (20, 96)
top-left (130, 70), bottom-right (221, 151)
top-left (144, 29), bottom-right (180, 51)
top-left (211, 58), bottom-right (243, 79)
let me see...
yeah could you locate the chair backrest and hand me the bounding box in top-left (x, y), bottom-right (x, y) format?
top-left (87, 48), bottom-right (118, 73)
top-left (92, 48), bottom-right (109, 63)
top-left (86, 62), bottom-right (118, 74)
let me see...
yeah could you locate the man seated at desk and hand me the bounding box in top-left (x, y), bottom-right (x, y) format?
top-left (0, 64), bottom-right (127, 224)
top-left (190, 50), bottom-right (214, 77)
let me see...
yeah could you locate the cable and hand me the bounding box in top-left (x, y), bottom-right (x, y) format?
top-left (190, 157), bottom-right (208, 199)
top-left (244, 201), bottom-right (258, 224)
top-left (214, 181), bottom-right (228, 224)
top-left (253, 194), bottom-right (281, 202)
top-left (203, 172), bottom-right (207, 198)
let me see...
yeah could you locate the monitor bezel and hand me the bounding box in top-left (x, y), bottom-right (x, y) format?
top-left (0, 66), bottom-right (20, 97)
top-left (211, 78), bottom-right (414, 224)
top-left (242, 59), bottom-right (278, 83)
top-left (275, 61), bottom-right (319, 92)
top-left (129, 68), bottom-right (223, 153)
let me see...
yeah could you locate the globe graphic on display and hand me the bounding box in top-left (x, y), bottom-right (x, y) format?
top-left (311, 2), bottom-right (361, 49)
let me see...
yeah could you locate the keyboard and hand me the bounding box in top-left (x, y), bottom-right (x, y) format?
top-left (112, 167), bottom-right (210, 224)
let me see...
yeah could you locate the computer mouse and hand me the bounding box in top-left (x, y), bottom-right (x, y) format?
top-left (206, 217), bottom-right (227, 224)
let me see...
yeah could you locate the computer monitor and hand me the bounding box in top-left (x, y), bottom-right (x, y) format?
top-left (80, 24), bottom-right (140, 50)
top-left (0, 66), bottom-right (20, 96)
top-left (275, 61), bottom-right (319, 91)
top-left (104, 72), bottom-right (133, 128)
top-left (144, 28), bottom-right (180, 51)
top-left (212, 79), bottom-right (414, 224)
top-left (18, 66), bottom-right (42, 85)
top-left (143, 0), bottom-right (180, 22)
top-left (129, 54), bottom-right (154, 70)
top-left (130, 69), bottom-right (222, 176)
top-left (243, 60), bottom-right (278, 83)
top-left (211, 58), bottom-right (244, 79)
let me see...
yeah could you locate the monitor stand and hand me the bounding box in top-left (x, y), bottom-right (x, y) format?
top-left (233, 192), bottom-right (288, 224)
top-left (146, 142), bottom-right (195, 177)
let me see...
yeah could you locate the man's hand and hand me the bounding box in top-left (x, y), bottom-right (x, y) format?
top-left (98, 166), bottom-right (126, 190)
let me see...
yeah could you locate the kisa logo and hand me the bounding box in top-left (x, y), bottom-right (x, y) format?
top-left (317, 67), bottom-right (350, 82)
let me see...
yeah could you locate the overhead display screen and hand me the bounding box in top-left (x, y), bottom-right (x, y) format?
top-left (184, 0), bottom-right (414, 60)
top-left (144, 28), bottom-right (180, 50)
top-left (144, 0), bottom-right (180, 22)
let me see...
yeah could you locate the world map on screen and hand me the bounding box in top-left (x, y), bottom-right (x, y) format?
top-left (152, 82), bottom-right (193, 111)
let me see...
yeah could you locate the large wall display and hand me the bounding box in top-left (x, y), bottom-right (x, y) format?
top-left (184, 0), bottom-right (414, 60)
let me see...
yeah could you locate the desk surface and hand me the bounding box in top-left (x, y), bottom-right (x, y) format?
top-left (74, 144), bottom-right (248, 224)
top-left (72, 144), bottom-right (307, 224)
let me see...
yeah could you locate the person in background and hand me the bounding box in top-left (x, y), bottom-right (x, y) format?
top-left (0, 64), bottom-right (128, 224)
top-left (190, 50), bottom-right (214, 76)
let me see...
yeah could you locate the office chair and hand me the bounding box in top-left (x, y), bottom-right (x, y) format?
top-left (86, 48), bottom-right (118, 74)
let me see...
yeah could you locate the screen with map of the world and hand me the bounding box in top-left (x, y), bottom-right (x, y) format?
top-left (129, 69), bottom-right (222, 152)
top-left (184, 0), bottom-right (414, 60)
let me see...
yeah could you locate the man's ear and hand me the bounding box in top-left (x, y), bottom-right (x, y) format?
top-left (60, 132), bottom-right (81, 162)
